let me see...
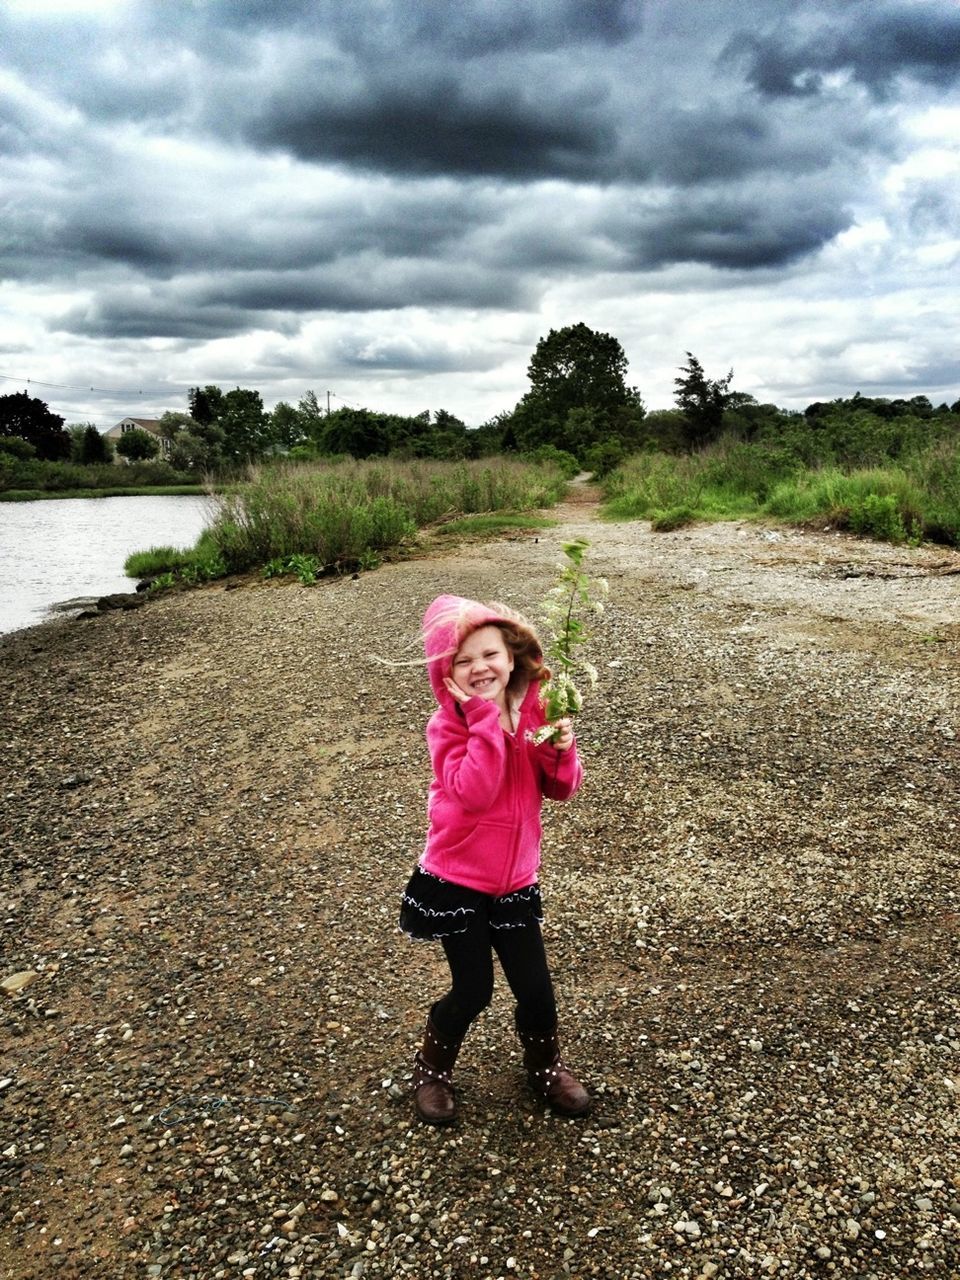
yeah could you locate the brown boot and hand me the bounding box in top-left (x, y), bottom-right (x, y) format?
top-left (412, 1015), bottom-right (462, 1125)
top-left (518, 1025), bottom-right (590, 1117)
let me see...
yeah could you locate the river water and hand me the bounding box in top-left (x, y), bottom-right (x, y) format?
top-left (0, 494), bottom-right (217, 635)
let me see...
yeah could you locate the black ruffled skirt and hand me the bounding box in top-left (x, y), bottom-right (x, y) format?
top-left (399, 866), bottom-right (543, 942)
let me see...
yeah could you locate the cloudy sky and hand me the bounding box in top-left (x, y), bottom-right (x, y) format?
top-left (2, 0), bottom-right (959, 429)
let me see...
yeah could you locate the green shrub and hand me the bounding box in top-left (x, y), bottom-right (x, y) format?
top-left (0, 437), bottom-right (36, 459)
top-left (520, 444), bottom-right (581, 479)
top-left (848, 493), bottom-right (907, 543)
top-left (650, 505), bottom-right (697, 532)
top-left (0, 454), bottom-right (195, 496)
top-left (582, 439), bottom-right (626, 479)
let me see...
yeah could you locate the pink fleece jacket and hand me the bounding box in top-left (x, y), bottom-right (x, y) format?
top-left (418, 594), bottom-right (583, 897)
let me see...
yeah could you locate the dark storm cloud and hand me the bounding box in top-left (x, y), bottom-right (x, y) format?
top-left (55, 293), bottom-right (269, 341)
top-left (224, 2), bottom-right (895, 191)
top-left (69, 224), bottom-right (182, 274)
top-left (637, 199), bottom-right (849, 270)
top-left (244, 76), bottom-right (615, 181)
top-left (741, 2), bottom-right (960, 98)
top-left (596, 169), bottom-right (855, 272)
top-left (2, 164), bottom-right (495, 285)
top-left (55, 259), bottom-right (530, 340)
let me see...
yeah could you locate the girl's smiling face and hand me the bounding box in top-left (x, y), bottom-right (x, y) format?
top-left (451, 625), bottom-right (514, 710)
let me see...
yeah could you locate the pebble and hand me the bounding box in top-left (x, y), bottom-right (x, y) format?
top-left (1, 970), bottom-right (38, 995)
top-left (673, 1218), bottom-right (702, 1239)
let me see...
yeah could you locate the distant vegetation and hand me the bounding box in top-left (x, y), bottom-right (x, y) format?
top-left (4, 323), bottom-right (958, 547)
top-left (602, 396), bottom-right (959, 546)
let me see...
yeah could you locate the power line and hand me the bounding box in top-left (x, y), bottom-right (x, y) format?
top-left (328, 390), bottom-right (363, 410)
top-left (0, 372), bottom-right (362, 408)
top-left (1, 372), bottom-right (401, 419)
top-left (0, 371), bottom-right (174, 396)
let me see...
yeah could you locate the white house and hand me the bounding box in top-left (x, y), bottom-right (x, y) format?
top-left (104, 417), bottom-right (171, 459)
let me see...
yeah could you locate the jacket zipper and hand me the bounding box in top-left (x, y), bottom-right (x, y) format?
top-left (500, 725), bottom-right (524, 895)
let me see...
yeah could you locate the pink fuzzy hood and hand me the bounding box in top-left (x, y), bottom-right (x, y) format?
top-left (422, 594), bottom-right (541, 709)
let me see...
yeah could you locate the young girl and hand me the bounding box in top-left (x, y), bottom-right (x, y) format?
top-left (399, 593), bottom-right (590, 1124)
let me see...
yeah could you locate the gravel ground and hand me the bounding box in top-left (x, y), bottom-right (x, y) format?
top-left (2, 495), bottom-right (959, 1280)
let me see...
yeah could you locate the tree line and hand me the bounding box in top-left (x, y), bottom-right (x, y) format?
top-left (2, 322), bottom-right (958, 486)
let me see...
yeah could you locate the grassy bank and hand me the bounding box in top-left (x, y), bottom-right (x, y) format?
top-left (127, 457), bottom-right (566, 585)
top-left (1, 484), bottom-right (207, 502)
top-left (602, 437), bottom-right (960, 546)
top-left (0, 457), bottom-right (199, 497)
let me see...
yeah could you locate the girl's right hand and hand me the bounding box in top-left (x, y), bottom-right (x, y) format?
top-left (443, 676), bottom-right (470, 703)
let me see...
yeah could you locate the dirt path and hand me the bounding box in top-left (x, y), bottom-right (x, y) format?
top-left (2, 500), bottom-right (958, 1278)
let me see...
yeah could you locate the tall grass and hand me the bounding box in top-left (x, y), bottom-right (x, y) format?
top-left (130, 458), bottom-right (567, 580)
top-left (602, 436), bottom-right (960, 547)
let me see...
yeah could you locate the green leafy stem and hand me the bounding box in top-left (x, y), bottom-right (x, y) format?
top-left (533, 538), bottom-right (607, 744)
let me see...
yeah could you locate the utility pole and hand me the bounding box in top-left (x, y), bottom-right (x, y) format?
top-left (326, 390), bottom-right (331, 416)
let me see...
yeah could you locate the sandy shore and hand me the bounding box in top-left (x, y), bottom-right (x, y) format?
top-left (2, 499), bottom-right (959, 1279)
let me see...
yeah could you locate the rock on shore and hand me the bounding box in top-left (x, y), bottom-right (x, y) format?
top-left (1, 509), bottom-right (958, 1279)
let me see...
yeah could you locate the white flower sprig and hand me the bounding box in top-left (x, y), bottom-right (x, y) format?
top-left (532, 537), bottom-right (607, 745)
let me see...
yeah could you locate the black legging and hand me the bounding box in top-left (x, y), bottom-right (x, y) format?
top-left (432, 920), bottom-right (558, 1041)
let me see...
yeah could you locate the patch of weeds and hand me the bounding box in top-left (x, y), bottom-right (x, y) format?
top-left (286, 553), bottom-right (320, 584)
top-left (650, 505), bottom-right (697, 532)
top-left (180, 551), bottom-right (227, 585)
top-left (148, 572), bottom-right (177, 593)
top-left (261, 553), bottom-right (322, 584)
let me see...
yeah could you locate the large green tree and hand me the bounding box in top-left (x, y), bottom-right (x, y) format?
top-left (527, 323), bottom-right (638, 413)
top-left (318, 407), bottom-right (390, 457)
top-left (158, 410), bottom-right (195, 443)
top-left (0, 392), bottom-right (71, 460)
top-left (509, 323), bottom-right (645, 458)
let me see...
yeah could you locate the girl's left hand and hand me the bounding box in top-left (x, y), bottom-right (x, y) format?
top-left (552, 718), bottom-right (574, 752)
